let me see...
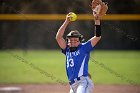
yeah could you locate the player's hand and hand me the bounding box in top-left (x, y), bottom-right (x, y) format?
top-left (65, 13), bottom-right (72, 23)
top-left (90, 0), bottom-right (108, 20)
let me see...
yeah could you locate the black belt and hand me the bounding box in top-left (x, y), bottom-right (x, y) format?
top-left (69, 77), bottom-right (82, 85)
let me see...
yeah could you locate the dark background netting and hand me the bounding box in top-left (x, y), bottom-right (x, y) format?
top-left (0, 0), bottom-right (140, 50)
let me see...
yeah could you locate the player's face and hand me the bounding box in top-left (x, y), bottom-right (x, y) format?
top-left (68, 37), bottom-right (80, 47)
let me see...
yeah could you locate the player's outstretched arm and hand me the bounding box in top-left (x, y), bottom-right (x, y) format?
top-left (56, 14), bottom-right (71, 49)
top-left (89, 0), bottom-right (108, 47)
top-left (90, 19), bottom-right (101, 47)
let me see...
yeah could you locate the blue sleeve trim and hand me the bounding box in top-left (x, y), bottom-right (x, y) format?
top-left (61, 45), bottom-right (68, 55)
top-left (82, 41), bottom-right (94, 52)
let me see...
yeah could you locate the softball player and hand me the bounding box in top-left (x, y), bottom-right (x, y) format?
top-left (56, 11), bottom-right (101, 93)
top-left (56, 1), bottom-right (109, 92)
top-left (56, 0), bottom-right (108, 92)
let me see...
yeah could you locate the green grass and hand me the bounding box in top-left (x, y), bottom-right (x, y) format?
top-left (0, 50), bottom-right (140, 85)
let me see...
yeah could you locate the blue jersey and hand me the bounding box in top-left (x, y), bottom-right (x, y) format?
top-left (62, 40), bottom-right (94, 81)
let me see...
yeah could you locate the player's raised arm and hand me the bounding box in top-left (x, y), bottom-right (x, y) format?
top-left (89, 18), bottom-right (101, 47)
top-left (56, 14), bottom-right (71, 49)
top-left (89, 0), bottom-right (108, 47)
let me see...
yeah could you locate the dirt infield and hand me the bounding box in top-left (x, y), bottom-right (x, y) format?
top-left (0, 84), bottom-right (140, 93)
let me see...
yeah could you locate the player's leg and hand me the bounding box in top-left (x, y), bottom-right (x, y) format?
top-left (76, 77), bottom-right (94, 93)
top-left (86, 77), bottom-right (94, 93)
top-left (69, 83), bottom-right (78, 93)
top-left (76, 82), bottom-right (86, 93)
top-left (69, 88), bottom-right (74, 93)
top-left (76, 78), bottom-right (88, 93)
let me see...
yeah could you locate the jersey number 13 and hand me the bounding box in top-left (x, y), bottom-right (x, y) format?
top-left (67, 58), bottom-right (74, 68)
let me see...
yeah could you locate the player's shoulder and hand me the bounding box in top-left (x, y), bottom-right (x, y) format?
top-left (80, 40), bottom-right (94, 52)
top-left (81, 40), bottom-right (91, 46)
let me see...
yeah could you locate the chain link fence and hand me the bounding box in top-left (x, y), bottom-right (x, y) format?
top-left (0, 0), bottom-right (140, 50)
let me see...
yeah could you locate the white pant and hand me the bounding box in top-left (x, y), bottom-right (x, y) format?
top-left (69, 77), bottom-right (94, 93)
